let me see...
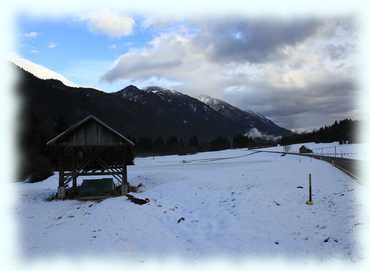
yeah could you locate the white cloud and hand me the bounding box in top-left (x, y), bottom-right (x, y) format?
top-left (8, 53), bottom-right (77, 87)
top-left (24, 31), bottom-right (39, 38)
top-left (47, 41), bottom-right (57, 49)
top-left (102, 31), bottom-right (227, 96)
top-left (82, 10), bottom-right (135, 38)
top-left (245, 128), bottom-right (281, 141)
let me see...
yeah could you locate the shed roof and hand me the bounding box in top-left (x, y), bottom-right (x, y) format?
top-left (46, 115), bottom-right (135, 146)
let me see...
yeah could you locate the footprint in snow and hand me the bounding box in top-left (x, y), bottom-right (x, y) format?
top-left (323, 237), bottom-right (338, 243)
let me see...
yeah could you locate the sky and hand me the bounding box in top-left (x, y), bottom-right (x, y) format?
top-left (14, 11), bottom-right (359, 131)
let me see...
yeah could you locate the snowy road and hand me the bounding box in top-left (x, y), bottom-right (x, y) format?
top-left (15, 149), bottom-right (360, 261)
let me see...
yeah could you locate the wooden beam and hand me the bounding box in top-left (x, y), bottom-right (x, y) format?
top-left (65, 171), bottom-right (123, 177)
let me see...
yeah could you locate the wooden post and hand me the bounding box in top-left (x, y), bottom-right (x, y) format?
top-left (306, 173), bottom-right (313, 205)
top-left (121, 164), bottom-right (128, 195)
top-left (72, 173), bottom-right (77, 194)
top-left (58, 169), bottom-right (63, 189)
top-left (57, 151), bottom-right (66, 199)
top-left (72, 150), bottom-right (77, 195)
top-left (58, 170), bottom-right (66, 199)
top-left (121, 151), bottom-right (128, 195)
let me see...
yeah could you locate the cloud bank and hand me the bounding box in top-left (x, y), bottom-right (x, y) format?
top-left (101, 16), bottom-right (357, 130)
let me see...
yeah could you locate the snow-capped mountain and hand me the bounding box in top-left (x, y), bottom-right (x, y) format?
top-left (117, 85), bottom-right (188, 103)
top-left (9, 53), bottom-right (76, 87)
top-left (198, 95), bottom-right (291, 137)
top-left (144, 86), bottom-right (181, 95)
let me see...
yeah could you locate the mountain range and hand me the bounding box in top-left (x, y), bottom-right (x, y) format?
top-left (16, 63), bottom-right (291, 145)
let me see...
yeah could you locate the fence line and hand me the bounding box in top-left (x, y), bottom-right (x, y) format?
top-left (282, 144), bottom-right (361, 159)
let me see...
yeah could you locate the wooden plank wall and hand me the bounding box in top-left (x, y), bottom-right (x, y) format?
top-left (61, 121), bottom-right (123, 146)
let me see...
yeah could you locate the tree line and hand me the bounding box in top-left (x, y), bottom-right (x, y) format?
top-left (18, 114), bottom-right (361, 183)
top-left (132, 134), bottom-right (263, 155)
top-left (279, 118), bottom-right (360, 146)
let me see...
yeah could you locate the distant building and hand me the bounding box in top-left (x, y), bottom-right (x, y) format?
top-left (299, 145), bottom-right (313, 154)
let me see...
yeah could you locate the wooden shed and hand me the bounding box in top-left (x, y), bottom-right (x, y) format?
top-left (46, 115), bottom-right (135, 199)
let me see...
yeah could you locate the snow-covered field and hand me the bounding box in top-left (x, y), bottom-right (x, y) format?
top-left (261, 142), bottom-right (363, 160)
top-left (15, 149), bottom-right (360, 261)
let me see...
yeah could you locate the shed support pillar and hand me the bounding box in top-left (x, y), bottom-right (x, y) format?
top-left (72, 173), bottom-right (77, 194)
top-left (121, 164), bottom-right (128, 195)
top-left (58, 170), bottom-right (66, 199)
top-left (72, 149), bottom-right (78, 195)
